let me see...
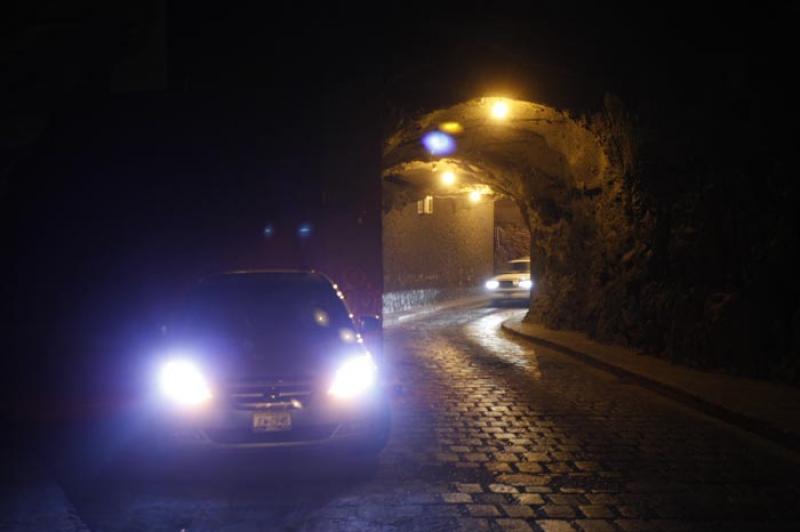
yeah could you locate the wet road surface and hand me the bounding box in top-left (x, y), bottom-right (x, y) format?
top-left (48, 305), bottom-right (800, 531)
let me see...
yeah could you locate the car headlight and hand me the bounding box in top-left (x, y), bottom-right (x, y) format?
top-left (519, 279), bottom-right (533, 289)
top-left (485, 280), bottom-right (499, 290)
top-left (328, 352), bottom-right (377, 399)
top-left (158, 359), bottom-right (212, 406)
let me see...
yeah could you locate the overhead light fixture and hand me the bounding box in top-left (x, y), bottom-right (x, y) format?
top-left (439, 122), bottom-right (463, 134)
top-left (468, 190), bottom-right (482, 203)
top-left (441, 171), bottom-right (456, 186)
top-left (490, 100), bottom-right (510, 120)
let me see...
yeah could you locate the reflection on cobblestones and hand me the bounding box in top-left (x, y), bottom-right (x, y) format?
top-left (62, 307), bottom-right (800, 531)
top-left (462, 311), bottom-right (542, 378)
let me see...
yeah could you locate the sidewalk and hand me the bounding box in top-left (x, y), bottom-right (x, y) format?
top-left (502, 316), bottom-right (800, 453)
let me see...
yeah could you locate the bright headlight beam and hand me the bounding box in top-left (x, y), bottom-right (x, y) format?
top-left (159, 359), bottom-right (212, 406)
top-left (485, 280), bottom-right (499, 290)
top-left (519, 280), bottom-right (533, 289)
top-left (328, 353), bottom-right (377, 399)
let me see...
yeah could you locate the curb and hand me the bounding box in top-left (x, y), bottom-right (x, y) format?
top-left (501, 319), bottom-right (800, 455)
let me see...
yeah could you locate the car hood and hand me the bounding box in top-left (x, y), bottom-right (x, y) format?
top-left (163, 333), bottom-right (361, 382)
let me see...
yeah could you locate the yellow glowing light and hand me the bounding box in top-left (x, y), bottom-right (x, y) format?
top-left (441, 171), bottom-right (456, 186)
top-left (439, 121), bottom-right (463, 134)
top-left (468, 190), bottom-right (482, 203)
top-left (490, 100), bottom-right (510, 120)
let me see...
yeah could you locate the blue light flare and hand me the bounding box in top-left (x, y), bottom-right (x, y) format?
top-left (297, 222), bottom-right (313, 238)
top-left (422, 131), bottom-right (456, 155)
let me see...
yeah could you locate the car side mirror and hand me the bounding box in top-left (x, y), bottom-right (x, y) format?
top-left (359, 315), bottom-right (382, 334)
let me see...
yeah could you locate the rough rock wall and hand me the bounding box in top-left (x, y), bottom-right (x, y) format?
top-left (383, 94), bottom-right (799, 384)
top-left (495, 224), bottom-right (529, 271)
top-left (494, 198), bottom-right (530, 270)
top-left (525, 96), bottom-right (800, 383)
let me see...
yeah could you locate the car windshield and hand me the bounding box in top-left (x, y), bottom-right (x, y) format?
top-left (509, 261), bottom-right (530, 273)
top-left (178, 274), bottom-right (353, 345)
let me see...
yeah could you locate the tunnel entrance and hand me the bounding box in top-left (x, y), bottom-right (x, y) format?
top-left (381, 186), bottom-right (531, 317)
top-left (381, 96), bottom-right (613, 322)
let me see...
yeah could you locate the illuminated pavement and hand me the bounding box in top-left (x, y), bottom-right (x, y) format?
top-left (53, 306), bottom-right (800, 531)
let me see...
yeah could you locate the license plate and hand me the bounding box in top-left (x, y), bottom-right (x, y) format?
top-left (252, 410), bottom-right (292, 432)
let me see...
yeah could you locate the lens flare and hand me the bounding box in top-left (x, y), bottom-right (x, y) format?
top-left (314, 309), bottom-right (330, 326)
top-left (422, 131), bottom-right (456, 155)
top-left (297, 222), bottom-right (313, 238)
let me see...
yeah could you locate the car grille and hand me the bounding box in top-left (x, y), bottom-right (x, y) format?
top-left (499, 280), bottom-right (516, 288)
top-left (205, 425), bottom-right (337, 444)
top-left (223, 379), bottom-right (316, 409)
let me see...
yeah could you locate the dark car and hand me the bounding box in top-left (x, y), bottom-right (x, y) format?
top-left (150, 270), bottom-right (390, 454)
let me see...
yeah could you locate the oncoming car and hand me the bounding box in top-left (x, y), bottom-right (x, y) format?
top-left (150, 270), bottom-right (390, 454)
top-left (484, 258), bottom-right (533, 302)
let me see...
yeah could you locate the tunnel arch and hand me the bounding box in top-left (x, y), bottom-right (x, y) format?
top-left (382, 96), bottom-right (624, 321)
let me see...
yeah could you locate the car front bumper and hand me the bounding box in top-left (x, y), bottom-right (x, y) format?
top-left (487, 288), bottom-right (530, 299)
top-left (153, 391), bottom-right (389, 451)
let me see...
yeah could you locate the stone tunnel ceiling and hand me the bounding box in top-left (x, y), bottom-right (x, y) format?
top-left (381, 97), bottom-right (621, 312)
top-left (382, 91), bottom-right (800, 385)
top-left (382, 97), bottom-right (612, 218)
top-left (381, 95), bottom-right (637, 359)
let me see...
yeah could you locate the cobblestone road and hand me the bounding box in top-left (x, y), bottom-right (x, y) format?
top-left (57, 306), bottom-right (800, 531)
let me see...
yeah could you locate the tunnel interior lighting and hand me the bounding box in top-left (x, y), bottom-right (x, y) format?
top-left (490, 100), bottom-right (510, 120)
top-left (439, 121), bottom-right (463, 134)
top-left (468, 190), bottom-right (482, 203)
top-left (440, 171), bottom-right (456, 186)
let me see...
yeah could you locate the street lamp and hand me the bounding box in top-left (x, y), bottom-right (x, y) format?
top-left (441, 171), bottom-right (456, 186)
top-left (468, 190), bottom-right (482, 203)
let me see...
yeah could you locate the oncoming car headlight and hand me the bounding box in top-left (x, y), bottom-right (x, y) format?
top-left (328, 352), bottom-right (377, 400)
top-left (158, 359), bottom-right (212, 407)
top-left (485, 280), bottom-right (499, 290)
top-left (519, 279), bottom-right (533, 289)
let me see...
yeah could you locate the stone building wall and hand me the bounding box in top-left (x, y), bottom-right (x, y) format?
top-left (383, 196), bottom-right (494, 314)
